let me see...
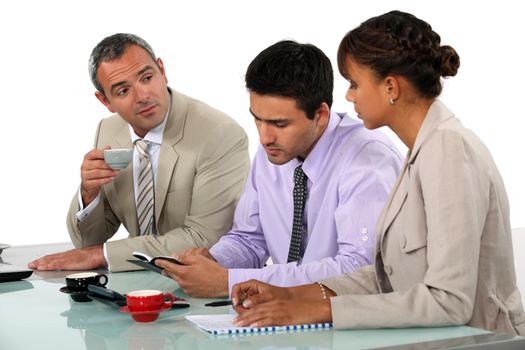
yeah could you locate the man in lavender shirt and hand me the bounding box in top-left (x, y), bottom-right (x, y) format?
top-left (156, 40), bottom-right (402, 297)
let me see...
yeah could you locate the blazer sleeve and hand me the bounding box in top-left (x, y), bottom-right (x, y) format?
top-left (321, 265), bottom-right (380, 295)
top-left (105, 120), bottom-right (250, 271)
top-left (325, 129), bottom-right (490, 329)
top-left (66, 119), bottom-right (121, 248)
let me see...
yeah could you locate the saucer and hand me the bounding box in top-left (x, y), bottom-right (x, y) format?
top-left (119, 303), bottom-right (171, 323)
top-left (60, 286), bottom-right (92, 302)
top-left (60, 286), bottom-right (87, 294)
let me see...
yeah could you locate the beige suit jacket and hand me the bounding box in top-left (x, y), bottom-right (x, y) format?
top-left (322, 100), bottom-right (525, 335)
top-left (67, 89), bottom-right (250, 271)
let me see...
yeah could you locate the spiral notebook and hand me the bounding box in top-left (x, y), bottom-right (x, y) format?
top-left (186, 314), bottom-right (332, 335)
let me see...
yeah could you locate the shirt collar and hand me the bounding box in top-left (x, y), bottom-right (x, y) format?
top-left (291, 110), bottom-right (343, 183)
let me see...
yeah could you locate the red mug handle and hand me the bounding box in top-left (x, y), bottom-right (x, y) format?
top-left (163, 293), bottom-right (175, 307)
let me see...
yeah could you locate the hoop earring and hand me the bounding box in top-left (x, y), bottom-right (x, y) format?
top-left (389, 98), bottom-right (395, 105)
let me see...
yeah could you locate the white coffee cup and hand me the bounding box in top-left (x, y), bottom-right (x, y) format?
top-left (103, 149), bottom-right (133, 170)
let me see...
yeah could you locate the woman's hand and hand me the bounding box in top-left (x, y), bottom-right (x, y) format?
top-left (233, 299), bottom-right (332, 328)
top-left (231, 280), bottom-right (333, 327)
top-left (231, 279), bottom-right (291, 309)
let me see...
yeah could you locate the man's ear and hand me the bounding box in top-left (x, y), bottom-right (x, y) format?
top-left (95, 91), bottom-right (115, 113)
top-left (315, 102), bottom-right (330, 128)
top-left (157, 58), bottom-right (168, 84)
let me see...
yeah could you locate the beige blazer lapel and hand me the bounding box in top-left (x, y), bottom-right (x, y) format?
top-left (112, 125), bottom-right (138, 233)
top-left (377, 160), bottom-right (410, 249)
top-left (155, 90), bottom-right (184, 222)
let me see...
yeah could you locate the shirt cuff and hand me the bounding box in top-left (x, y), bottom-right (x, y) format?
top-left (103, 243), bottom-right (112, 272)
top-left (75, 189), bottom-right (101, 222)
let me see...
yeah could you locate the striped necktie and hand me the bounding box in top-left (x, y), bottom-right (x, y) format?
top-left (287, 165), bottom-right (308, 263)
top-left (135, 139), bottom-right (155, 235)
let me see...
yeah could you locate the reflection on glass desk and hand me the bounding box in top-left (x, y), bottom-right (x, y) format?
top-left (1, 245), bottom-right (524, 350)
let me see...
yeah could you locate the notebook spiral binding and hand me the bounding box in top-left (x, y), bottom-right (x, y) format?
top-left (213, 322), bottom-right (333, 335)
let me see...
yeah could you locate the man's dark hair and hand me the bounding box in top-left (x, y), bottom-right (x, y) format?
top-left (89, 33), bottom-right (157, 96)
top-left (245, 40), bottom-right (333, 119)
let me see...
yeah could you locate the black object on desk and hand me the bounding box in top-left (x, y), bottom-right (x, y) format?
top-left (205, 300), bottom-right (233, 307)
top-left (127, 259), bottom-right (163, 274)
top-left (0, 262), bottom-right (33, 283)
top-left (88, 284), bottom-right (126, 306)
top-left (127, 253), bottom-right (185, 275)
top-left (60, 286), bottom-right (92, 302)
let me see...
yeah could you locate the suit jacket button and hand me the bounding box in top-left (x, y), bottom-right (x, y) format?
top-left (384, 265), bottom-right (392, 275)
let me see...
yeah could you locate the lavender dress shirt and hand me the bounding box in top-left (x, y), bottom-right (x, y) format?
top-left (210, 111), bottom-right (403, 292)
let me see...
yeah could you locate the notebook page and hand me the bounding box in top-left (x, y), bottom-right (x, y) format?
top-left (186, 314), bottom-right (332, 335)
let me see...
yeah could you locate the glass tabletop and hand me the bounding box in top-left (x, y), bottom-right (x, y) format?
top-left (0, 270), bottom-right (506, 350)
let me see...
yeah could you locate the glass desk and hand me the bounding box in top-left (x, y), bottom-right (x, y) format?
top-left (1, 244), bottom-right (524, 350)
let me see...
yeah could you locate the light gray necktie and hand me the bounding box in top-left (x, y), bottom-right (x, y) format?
top-left (135, 140), bottom-right (155, 235)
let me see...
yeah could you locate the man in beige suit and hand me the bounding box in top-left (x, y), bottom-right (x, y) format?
top-left (29, 33), bottom-right (249, 272)
top-left (230, 11), bottom-right (524, 335)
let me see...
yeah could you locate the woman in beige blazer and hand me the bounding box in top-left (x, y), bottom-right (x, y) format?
top-left (230, 10), bottom-right (525, 335)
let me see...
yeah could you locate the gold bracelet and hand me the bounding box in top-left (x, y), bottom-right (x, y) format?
top-left (317, 282), bottom-right (327, 300)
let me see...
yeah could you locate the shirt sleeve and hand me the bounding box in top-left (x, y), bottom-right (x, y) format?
top-left (209, 156), bottom-right (270, 270)
top-left (226, 140), bottom-right (402, 294)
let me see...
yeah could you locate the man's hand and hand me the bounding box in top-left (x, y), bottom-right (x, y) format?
top-left (155, 254), bottom-right (228, 298)
top-left (28, 245), bottom-right (107, 271)
top-left (80, 147), bottom-right (120, 206)
top-left (177, 247), bottom-right (216, 262)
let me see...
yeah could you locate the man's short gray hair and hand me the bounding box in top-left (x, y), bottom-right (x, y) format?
top-left (88, 33), bottom-right (157, 96)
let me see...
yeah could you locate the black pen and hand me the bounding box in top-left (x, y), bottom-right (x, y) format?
top-left (205, 300), bottom-right (233, 307)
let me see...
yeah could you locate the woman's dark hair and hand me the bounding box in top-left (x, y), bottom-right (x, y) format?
top-left (245, 40), bottom-right (333, 119)
top-left (337, 10), bottom-right (460, 99)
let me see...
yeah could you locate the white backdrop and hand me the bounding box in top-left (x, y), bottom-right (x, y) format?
top-left (1, 0), bottom-right (524, 246)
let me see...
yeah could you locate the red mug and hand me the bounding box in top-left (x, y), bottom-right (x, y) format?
top-left (126, 290), bottom-right (175, 312)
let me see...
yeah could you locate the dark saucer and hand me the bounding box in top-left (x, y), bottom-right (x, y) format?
top-left (59, 286), bottom-right (92, 302)
top-left (119, 304), bottom-right (171, 323)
